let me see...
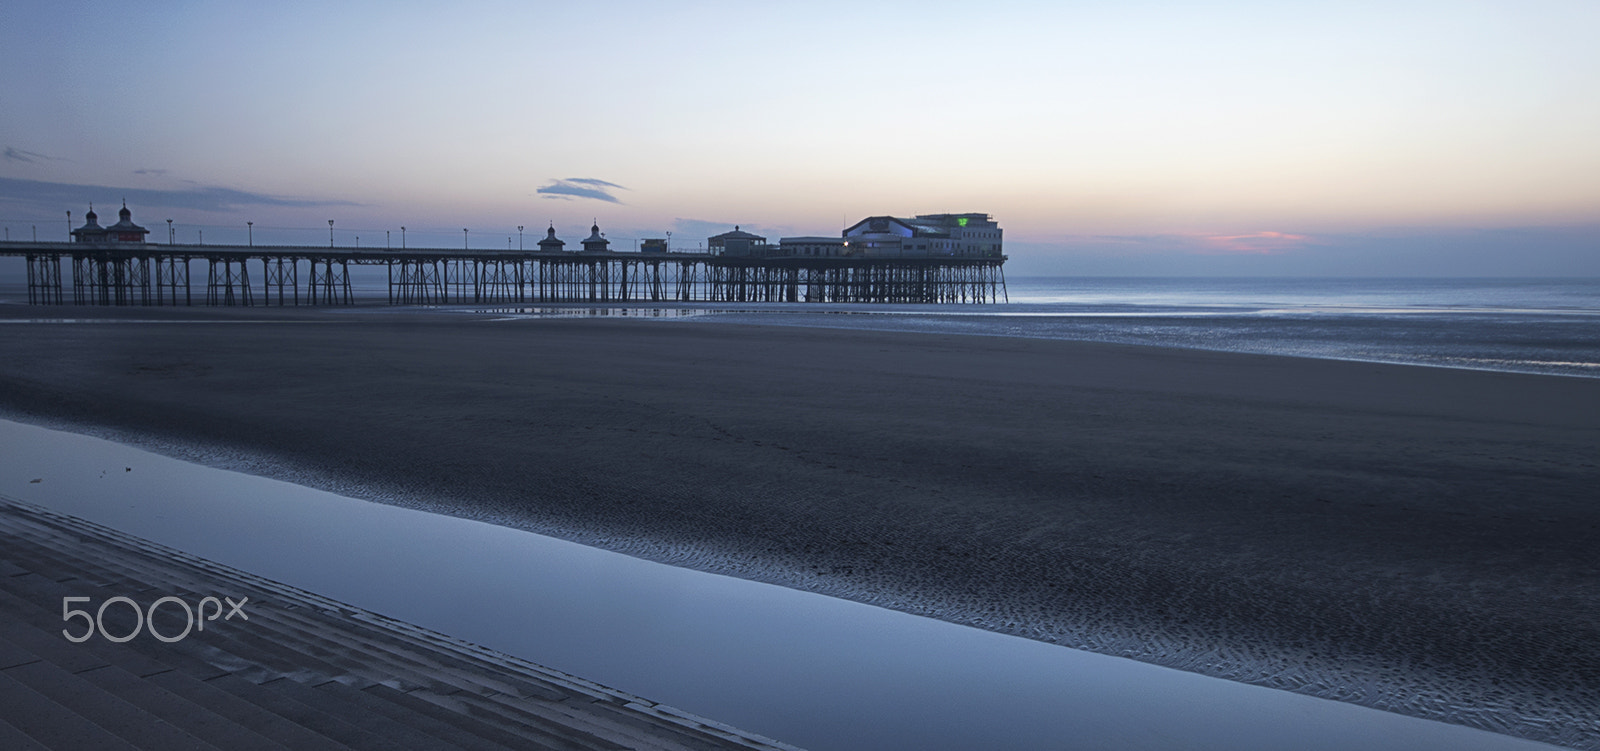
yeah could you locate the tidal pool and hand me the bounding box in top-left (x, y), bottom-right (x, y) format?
top-left (0, 418), bottom-right (1561, 751)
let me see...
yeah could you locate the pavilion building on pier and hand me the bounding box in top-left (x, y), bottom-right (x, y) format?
top-left (71, 203), bottom-right (149, 244)
top-left (704, 213), bottom-right (1001, 259)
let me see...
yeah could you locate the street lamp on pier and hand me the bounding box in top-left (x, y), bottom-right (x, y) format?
top-left (517, 226), bottom-right (524, 251)
top-left (386, 230), bottom-right (390, 249)
top-left (67, 210), bottom-right (71, 241)
top-left (463, 228), bottom-right (469, 250)
top-left (328, 219), bottom-right (335, 248)
top-left (247, 221), bottom-right (253, 247)
top-left (167, 219), bottom-right (173, 245)
top-left (401, 227), bottom-right (406, 249)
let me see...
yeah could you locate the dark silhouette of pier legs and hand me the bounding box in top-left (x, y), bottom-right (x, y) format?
top-left (70, 254), bottom-right (148, 305)
top-left (12, 245), bottom-right (1005, 306)
top-left (24, 254), bottom-right (62, 305)
top-left (262, 257), bottom-right (299, 306)
top-left (388, 258), bottom-right (442, 304)
top-left (480, 259), bottom-right (519, 303)
top-left (442, 259), bottom-right (473, 303)
top-left (155, 256), bottom-right (192, 305)
top-left (307, 258), bottom-right (352, 305)
top-left (206, 258), bottom-right (253, 306)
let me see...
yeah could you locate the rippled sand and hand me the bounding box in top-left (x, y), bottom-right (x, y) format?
top-left (1, 304), bottom-right (1596, 749)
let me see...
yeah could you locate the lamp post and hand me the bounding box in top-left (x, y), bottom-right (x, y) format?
top-left (328, 220), bottom-right (334, 248)
top-left (517, 225), bottom-right (524, 251)
top-left (67, 210), bottom-right (71, 241)
top-left (167, 219), bottom-right (173, 245)
top-left (463, 228), bottom-right (468, 250)
top-left (401, 227), bottom-right (406, 249)
top-left (198, 229), bottom-right (203, 246)
top-left (247, 221), bottom-right (253, 247)
top-left (386, 230), bottom-right (390, 249)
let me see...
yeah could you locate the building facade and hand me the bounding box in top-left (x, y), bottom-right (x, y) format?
top-left (841, 213), bottom-right (1001, 258)
top-left (707, 227), bottom-right (768, 256)
top-left (706, 213), bottom-right (1001, 259)
top-left (777, 237), bottom-right (846, 257)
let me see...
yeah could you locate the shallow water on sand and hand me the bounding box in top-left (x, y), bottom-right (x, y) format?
top-left (680, 278), bottom-right (1600, 378)
top-left (3, 273), bottom-right (1596, 376)
top-left (0, 418), bottom-right (1564, 751)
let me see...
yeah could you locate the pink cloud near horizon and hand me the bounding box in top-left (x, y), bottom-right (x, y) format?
top-left (1198, 231), bottom-right (1310, 255)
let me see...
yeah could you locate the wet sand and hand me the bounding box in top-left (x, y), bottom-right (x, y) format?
top-left (1, 304), bottom-right (1596, 748)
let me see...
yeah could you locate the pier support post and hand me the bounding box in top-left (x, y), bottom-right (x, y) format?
top-left (205, 257), bottom-right (253, 306)
top-left (24, 254), bottom-right (63, 305)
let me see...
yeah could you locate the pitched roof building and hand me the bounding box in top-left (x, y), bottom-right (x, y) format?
top-left (707, 226), bottom-right (767, 256)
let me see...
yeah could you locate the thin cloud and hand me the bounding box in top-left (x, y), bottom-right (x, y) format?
top-left (0, 177), bottom-right (360, 212)
top-left (670, 218), bottom-right (797, 240)
top-left (564, 178), bottom-right (624, 189)
top-left (133, 168), bottom-right (169, 176)
top-left (1198, 231), bottom-right (1309, 255)
top-left (537, 178), bottom-right (626, 204)
top-left (4, 146), bottom-right (67, 163)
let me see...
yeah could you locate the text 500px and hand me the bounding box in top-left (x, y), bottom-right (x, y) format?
top-left (62, 595), bottom-right (249, 643)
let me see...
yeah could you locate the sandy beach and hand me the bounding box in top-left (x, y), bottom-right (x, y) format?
top-left (1, 304), bottom-right (1596, 748)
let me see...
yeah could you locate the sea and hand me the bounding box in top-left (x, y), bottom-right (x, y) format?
top-left (3, 266), bottom-right (1598, 378)
top-left (488, 276), bottom-right (1600, 379)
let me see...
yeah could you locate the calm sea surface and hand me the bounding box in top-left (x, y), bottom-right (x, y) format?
top-left (675, 277), bottom-right (1600, 378)
top-left (3, 264), bottom-right (1596, 377)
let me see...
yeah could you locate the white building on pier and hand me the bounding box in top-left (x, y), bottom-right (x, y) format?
top-left (705, 213), bottom-right (1001, 259)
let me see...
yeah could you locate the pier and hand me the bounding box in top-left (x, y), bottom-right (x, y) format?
top-left (1, 241), bottom-right (1008, 306)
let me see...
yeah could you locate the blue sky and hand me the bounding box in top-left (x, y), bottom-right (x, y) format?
top-left (2, 0), bottom-right (1597, 274)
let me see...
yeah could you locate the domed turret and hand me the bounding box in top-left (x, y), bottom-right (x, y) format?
top-left (104, 200), bottom-right (150, 243)
top-left (71, 204), bottom-right (108, 243)
top-left (537, 222), bottom-right (566, 252)
top-left (581, 220), bottom-right (610, 252)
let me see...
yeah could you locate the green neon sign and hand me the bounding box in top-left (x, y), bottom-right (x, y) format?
top-left (957, 217), bottom-right (969, 227)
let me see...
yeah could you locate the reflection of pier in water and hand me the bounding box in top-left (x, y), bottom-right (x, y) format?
top-left (1, 242), bottom-right (1007, 306)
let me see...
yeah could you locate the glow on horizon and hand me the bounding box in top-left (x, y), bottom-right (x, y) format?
top-left (2, 1), bottom-right (1597, 273)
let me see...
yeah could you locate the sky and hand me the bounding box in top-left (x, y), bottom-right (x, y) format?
top-left (2, 0), bottom-right (1597, 275)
